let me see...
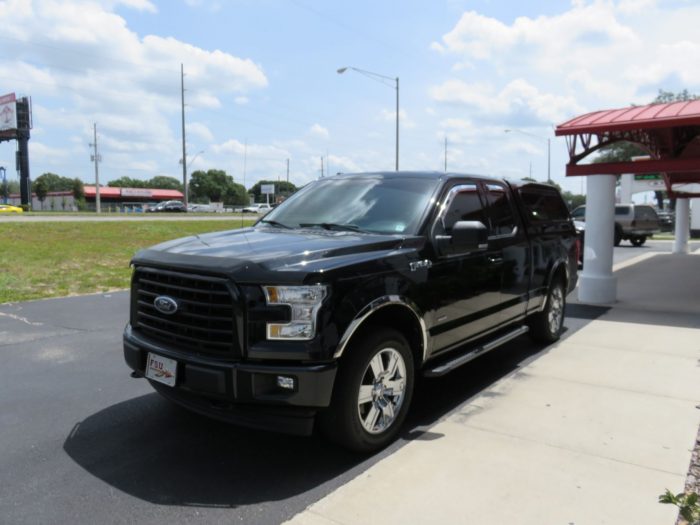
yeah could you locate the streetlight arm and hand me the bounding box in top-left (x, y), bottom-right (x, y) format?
top-left (338, 66), bottom-right (400, 171)
top-left (338, 66), bottom-right (397, 89)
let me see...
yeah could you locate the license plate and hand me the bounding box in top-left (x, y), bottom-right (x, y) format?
top-left (145, 353), bottom-right (177, 387)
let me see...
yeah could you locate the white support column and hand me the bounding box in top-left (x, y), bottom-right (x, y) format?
top-left (619, 174), bottom-right (633, 203)
top-left (673, 198), bottom-right (690, 254)
top-left (690, 199), bottom-right (700, 239)
top-left (579, 175), bottom-right (617, 304)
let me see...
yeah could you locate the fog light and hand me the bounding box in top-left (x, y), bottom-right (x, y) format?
top-left (277, 376), bottom-right (295, 390)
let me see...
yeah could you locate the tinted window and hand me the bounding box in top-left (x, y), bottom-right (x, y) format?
top-left (518, 186), bottom-right (570, 222)
top-left (635, 205), bottom-right (658, 220)
top-left (571, 206), bottom-right (586, 219)
top-left (485, 183), bottom-right (516, 236)
top-left (615, 205), bottom-right (631, 215)
top-left (264, 176), bottom-right (440, 235)
top-left (442, 184), bottom-right (486, 232)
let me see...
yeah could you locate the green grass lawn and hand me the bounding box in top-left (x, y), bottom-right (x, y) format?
top-left (0, 220), bottom-right (254, 303)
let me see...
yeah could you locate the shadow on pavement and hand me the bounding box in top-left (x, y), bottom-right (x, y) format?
top-left (63, 307), bottom-right (606, 509)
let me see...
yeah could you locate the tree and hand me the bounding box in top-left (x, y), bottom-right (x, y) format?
top-left (72, 178), bottom-right (84, 200)
top-left (249, 180), bottom-right (298, 202)
top-left (34, 172), bottom-right (78, 192)
top-left (108, 176), bottom-right (145, 188)
top-left (148, 175), bottom-right (182, 191)
top-left (189, 169), bottom-right (240, 203)
top-left (223, 182), bottom-right (248, 206)
top-left (1, 180), bottom-right (19, 200)
top-left (34, 178), bottom-right (48, 210)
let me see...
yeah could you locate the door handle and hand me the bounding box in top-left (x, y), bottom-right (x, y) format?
top-left (488, 256), bottom-right (503, 264)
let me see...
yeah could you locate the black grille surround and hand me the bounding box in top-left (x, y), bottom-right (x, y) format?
top-left (132, 267), bottom-right (241, 358)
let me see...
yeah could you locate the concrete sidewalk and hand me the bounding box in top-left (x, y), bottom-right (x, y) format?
top-left (287, 253), bottom-right (700, 525)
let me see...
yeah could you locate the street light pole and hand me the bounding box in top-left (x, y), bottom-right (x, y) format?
top-left (504, 128), bottom-right (552, 184)
top-left (338, 66), bottom-right (400, 171)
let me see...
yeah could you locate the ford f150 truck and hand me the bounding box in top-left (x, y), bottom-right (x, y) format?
top-left (124, 171), bottom-right (578, 451)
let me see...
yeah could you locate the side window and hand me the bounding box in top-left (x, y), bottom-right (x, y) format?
top-left (442, 184), bottom-right (486, 232)
top-left (519, 186), bottom-right (570, 223)
top-left (485, 183), bottom-right (516, 236)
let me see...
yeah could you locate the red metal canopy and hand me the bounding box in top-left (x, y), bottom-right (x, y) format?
top-left (556, 100), bottom-right (700, 197)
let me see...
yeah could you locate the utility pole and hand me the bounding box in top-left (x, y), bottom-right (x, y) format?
top-left (180, 63), bottom-right (188, 208)
top-left (320, 156), bottom-right (324, 177)
top-left (444, 136), bottom-right (448, 172)
top-left (286, 158), bottom-right (289, 184)
top-left (90, 123), bottom-right (101, 213)
top-left (0, 166), bottom-right (6, 204)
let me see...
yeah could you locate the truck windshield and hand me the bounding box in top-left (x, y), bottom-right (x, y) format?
top-left (263, 176), bottom-right (439, 235)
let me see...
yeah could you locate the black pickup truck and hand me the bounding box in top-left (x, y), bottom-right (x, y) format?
top-left (124, 171), bottom-right (578, 451)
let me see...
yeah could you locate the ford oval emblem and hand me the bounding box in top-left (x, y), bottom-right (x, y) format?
top-left (154, 296), bottom-right (178, 315)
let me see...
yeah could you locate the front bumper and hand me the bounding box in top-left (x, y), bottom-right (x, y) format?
top-left (123, 324), bottom-right (337, 435)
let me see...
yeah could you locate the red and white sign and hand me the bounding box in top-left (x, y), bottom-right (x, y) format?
top-left (0, 93), bottom-right (17, 132)
top-left (121, 188), bottom-right (154, 198)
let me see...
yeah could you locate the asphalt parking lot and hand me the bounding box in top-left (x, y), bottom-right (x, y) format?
top-left (0, 240), bottom-right (694, 524)
top-left (0, 295), bottom-right (603, 524)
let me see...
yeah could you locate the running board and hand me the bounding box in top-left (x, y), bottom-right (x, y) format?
top-left (424, 325), bottom-right (529, 378)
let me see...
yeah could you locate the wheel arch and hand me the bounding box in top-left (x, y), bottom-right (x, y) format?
top-left (333, 296), bottom-right (427, 366)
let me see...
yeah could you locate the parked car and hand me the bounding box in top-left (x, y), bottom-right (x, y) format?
top-left (124, 172), bottom-right (578, 451)
top-left (0, 204), bottom-right (23, 214)
top-left (657, 210), bottom-right (675, 232)
top-left (571, 203), bottom-right (660, 246)
top-left (187, 204), bottom-right (217, 213)
top-left (146, 200), bottom-right (186, 213)
top-left (242, 203), bottom-right (272, 213)
top-left (574, 220), bottom-right (585, 266)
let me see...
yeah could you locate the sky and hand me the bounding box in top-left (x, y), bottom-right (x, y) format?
top-left (1, 0), bottom-right (700, 196)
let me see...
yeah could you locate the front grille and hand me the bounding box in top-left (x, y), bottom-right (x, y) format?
top-left (133, 267), bottom-right (239, 357)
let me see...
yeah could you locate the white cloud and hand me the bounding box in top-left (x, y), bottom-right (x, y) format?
top-left (431, 79), bottom-right (583, 124)
top-left (188, 122), bottom-right (214, 142)
top-left (380, 108), bottom-right (415, 128)
top-left (429, 0), bottom-right (700, 123)
top-left (0, 0), bottom-right (268, 181)
top-left (308, 123), bottom-right (329, 139)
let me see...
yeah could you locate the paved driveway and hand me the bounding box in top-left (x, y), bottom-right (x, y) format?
top-left (0, 288), bottom-right (602, 524)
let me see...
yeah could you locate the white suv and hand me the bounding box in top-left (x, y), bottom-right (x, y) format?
top-left (571, 203), bottom-right (660, 246)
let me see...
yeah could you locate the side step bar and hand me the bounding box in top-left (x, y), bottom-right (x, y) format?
top-left (424, 325), bottom-right (529, 378)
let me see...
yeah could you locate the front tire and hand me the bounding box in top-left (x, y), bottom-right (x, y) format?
top-left (631, 235), bottom-right (646, 246)
top-left (320, 327), bottom-right (414, 452)
top-left (529, 279), bottom-right (566, 343)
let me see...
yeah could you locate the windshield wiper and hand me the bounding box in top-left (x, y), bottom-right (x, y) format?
top-left (258, 219), bottom-right (292, 229)
top-left (299, 222), bottom-right (366, 232)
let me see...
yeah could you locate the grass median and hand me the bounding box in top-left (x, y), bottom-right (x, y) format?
top-left (0, 219), bottom-right (255, 303)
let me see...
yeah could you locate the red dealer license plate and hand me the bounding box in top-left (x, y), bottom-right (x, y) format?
top-left (145, 353), bottom-right (177, 387)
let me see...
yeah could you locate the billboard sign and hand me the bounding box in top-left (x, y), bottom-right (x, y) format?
top-left (261, 184), bottom-right (275, 195)
top-left (0, 93), bottom-right (17, 132)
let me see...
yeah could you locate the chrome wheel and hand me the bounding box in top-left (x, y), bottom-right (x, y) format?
top-left (357, 347), bottom-right (407, 435)
top-left (547, 285), bottom-right (564, 335)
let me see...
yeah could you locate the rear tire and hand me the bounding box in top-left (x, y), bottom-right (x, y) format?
top-left (319, 327), bottom-right (414, 452)
top-left (614, 224), bottom-right (622, 247)
top-left (631, 235), bottom-right (646, 247)
top-left (529, 278), bottom-right (566, 344)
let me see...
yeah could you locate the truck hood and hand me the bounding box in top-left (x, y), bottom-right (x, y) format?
top-left (132, 226), bottom-right (424, 283)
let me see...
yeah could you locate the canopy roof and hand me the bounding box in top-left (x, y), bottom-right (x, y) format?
top-left (556, 100), bottom-right (700, 197)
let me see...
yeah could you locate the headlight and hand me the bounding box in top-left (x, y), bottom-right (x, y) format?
top-left (263, 285), bottom-right (327, 340)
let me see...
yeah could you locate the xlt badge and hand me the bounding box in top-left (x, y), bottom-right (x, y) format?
top-left (154, 296), bottom-right (178, 315)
